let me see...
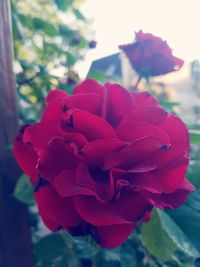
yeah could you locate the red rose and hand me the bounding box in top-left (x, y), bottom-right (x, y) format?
top-left (13, 79), bottom-right (194, 248)
top-left (119, 30), bottom-right (184, 77)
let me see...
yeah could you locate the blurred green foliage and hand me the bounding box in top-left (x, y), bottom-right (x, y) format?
top-left (12, 0), bottom-right (93, 124)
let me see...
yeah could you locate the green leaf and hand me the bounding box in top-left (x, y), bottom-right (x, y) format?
top-left (66, 51), bottom-right (76, 66)
top-left (190, 132), bottom-right (200, 144)
top-left (14, 174), bottom-right (35, 205)
top-left (55, 0), bottom-right (73, 11)
top-left (160, 101), bottom-right (180, 109)
top-left (73, 237), bottom-right (97, 259)
top-left (87, 71), bottom-right (107, 83)
top-left (185, 189), bottom-right (200, 212)
top-left (73, 8), bottom-right (86, 21)
top-left (95, 250), bottom-right (121, 267)
top-left (158, 209), bottom-right (200, 257)
top-left (33, 233), bottom-right (67, 266)
top-left (120, 242), bottom-right (137, 267)
top-left (33, 18), bottom-right (58, 37)
top-left (187, 160), bottom-right (200, 188)
top-left (59, 25), bottom-right (75, 37)
top-left (188, 124), bottom-right (200, 131)
top-left (142, 209), bottom-right (176, 260)
top-left (12, 13), bottom-right (23, 40)
top-left (18, 14), bottom-right (33, 28)
top-left (103, 249), bottom-right (121, 262)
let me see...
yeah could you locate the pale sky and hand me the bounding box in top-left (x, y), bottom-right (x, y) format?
top-left (77, 0), bottom-right (200, 78)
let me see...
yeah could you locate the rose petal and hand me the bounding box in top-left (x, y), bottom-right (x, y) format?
top-left (73, 78), bottom-right (104, 96)
top-left (160, 114), bottom-right (189, 148)
top-left (95, 223), bottom-right (136, 249)
top-left (117, 106), bottom-right (167, 128)
top-left (144, 179), bottom-right (195, 209)
top-left (76, 164), bottom-right (114, 202)
top-left (42, 98), bottom-right (64, 121)
top-left (153, 114), bottom-right (190, 167)
top-left (24, 120), bottom-right (88, 153)
top-left (103, 83), bottom-right (135, 127)
top-left (133, 91), bottom-right (159, 108)
top-left (23, 121), bottom-right (62, 151)
top-left (74, 190), bottom-right (150, 226)
top-left (62, 109), bottom-right (116, 141)
top-left (129, 156), bottom-right (189, 193)
top-left (13, 125), bottom-right (38, 183)
top-left (62, 93), bottom-right (103, 115)
top-left (80, 138), bottom-right (126, 168)
top-left (116, 122), bottom-right (170, 143)
top-left (34, 184), bottom-right (83, 230)
top-left (53, 168), bottom-right (95, 197)
top-left (45, 89), bottom-right (69, 105)
top-left (103, 136), bottom-right (169, 170)
top-left (37, 137), bottom-right (78, 180)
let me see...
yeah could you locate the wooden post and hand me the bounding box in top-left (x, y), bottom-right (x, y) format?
top-left (0, 0), bottom-right (33, 266)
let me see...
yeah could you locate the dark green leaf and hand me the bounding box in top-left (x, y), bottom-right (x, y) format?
top-left (187, 160), bottom-right (200, 188)
top-left (33, 18), bottom-right (58, 37)
top-left (14, 174), bottom-right (35, 205)
top-left (142, 210), bottom-right (176, 260)
top-left (95, 251), bottom-right (120, 267)
top-left (103, 249), bottom-right (121, 262)
top-left (66, 51), bottom-right (76, 66)
top-left (55, 0), bottom-right (73, 11)
top-left (120, 242), bottom-right (137, 267)
top-left (18, 14), bottom-right (33, 28)
top-left (87, 71), bottom-right (107, 83)
top-left (188, 124), bottom-right (200, 131)
top-left (73, 8), bottom-right (86, 21)
top-left (185, 189), bottom-right (200, 212)
top-left (189, 131), bottom-right (200, 144)
top-left (160, 101), bottom-right (180, 109)
top-left (59, 25), bottom-right (75, 37)
top-left (12, 13), bottom-right (23, 40)
top-left (158, 209), bottom-right (200, 257)
top-left (73, 237), bottom-right (97, 259)
top-left (33, 233), bottom-right (67, 266)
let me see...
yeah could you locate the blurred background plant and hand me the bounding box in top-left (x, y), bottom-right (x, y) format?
top-left (12, 0), bottom-right (95, 124)
top-left (10, 0), bottom-right (200, 267)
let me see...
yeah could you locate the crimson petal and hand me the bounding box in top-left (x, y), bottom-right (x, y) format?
top-left (133, 91), bottom-right (158, 108)
top-left (42, 98), bottom-right (64, 121)
top-left (74, 190), bottom-right (150, 226)
top-left (103, 136), bottom-right (169, 170)
top-left (153, 114), bottom-right (190, 167)
top-left (104, 83), bottom-right (135, 127)
top-left (23, 120), bottom-right (88, 153)
top-left (117, 106), bottom-right (167, 128)
top-left (73, 78), bottom-right (104, 96)
top-left (144, 179), bottom-right (195, 209)
top-left (62, 110), bottom-right (116, 140)
top-left (129, 156), bottom-right (189, 193)
top-left (53, 168), bottom-right (95, 197)
top-left (37, 137), bottom-right (78, 180)
top-left (34, 184), bottom-right (83, 230)
top-left (80, 138), bottom-right (126, 168)
top-left (95, 223), bottom-right (136, 249)
top-left (13, 125), bottom-right (38, 183)
top-left (62, 93), bottom-right (103, 115)
top-left (45, 89), bottom-right (69, 105)
top-left (76, 164), bottom-right (115, 202)
top-left (116, 121), bottom-right (169, 143)
top-left (159, 114), bottom-right (189, 148)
